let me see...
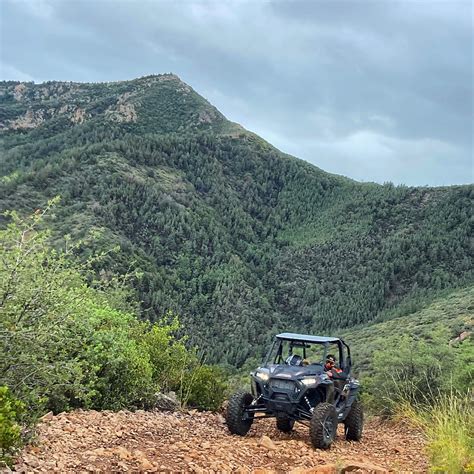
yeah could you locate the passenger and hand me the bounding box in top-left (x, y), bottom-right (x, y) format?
top-left (324, 354), bottom-right (342, 377)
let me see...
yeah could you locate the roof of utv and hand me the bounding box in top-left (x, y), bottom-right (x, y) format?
top-left (276, 333), bottom-right (341, 344)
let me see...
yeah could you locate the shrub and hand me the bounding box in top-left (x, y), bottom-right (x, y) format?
top-left (139, 317), bottom-right (189, 394)
top-left (0, 386), bottom-right (25, 467)
top-left (396, 392), bottom-right (473, 473)
top-left (365, 331), bottom-right (473, 472)
top-left (182, 364), bottom-right (227, 411)
top-left (364, 333), bottom-right (470, 415)
top-left (0, 204), bottom-right (227, 420)
top-left (80, 307), bottom-right (155, 410)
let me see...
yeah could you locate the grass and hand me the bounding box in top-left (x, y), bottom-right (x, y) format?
top-left (396, 392), bottom-right (474, 473)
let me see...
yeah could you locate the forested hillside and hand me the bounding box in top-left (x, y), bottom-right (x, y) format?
top-left (1, 74), bottom-right (472, 366)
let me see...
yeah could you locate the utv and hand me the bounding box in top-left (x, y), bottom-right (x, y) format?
top-left (226, 333), bottom-right (363, 449)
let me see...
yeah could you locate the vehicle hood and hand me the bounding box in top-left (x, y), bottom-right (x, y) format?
top-left (264, 364), bottom-right (324, 379)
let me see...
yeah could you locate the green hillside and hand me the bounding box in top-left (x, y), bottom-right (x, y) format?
top-left (342, 286), bottom-right (473, 373)
top-left (1, 75), bottom-right (473, 366)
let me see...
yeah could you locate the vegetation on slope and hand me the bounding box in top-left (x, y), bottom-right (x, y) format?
top-left (343, 286), bottom-right (474, 373)
top-left (1, 76), bottom-right (473, 367)
top-left (0, 205), bottom-right (226, 465)
top-left (345, 289), bottom-right (473, 472)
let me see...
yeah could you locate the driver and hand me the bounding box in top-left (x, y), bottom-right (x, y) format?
top-left (324, 354), bottom-right (342, 377)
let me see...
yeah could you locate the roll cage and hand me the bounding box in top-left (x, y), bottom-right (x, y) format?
top-left (263, 332), bottom-right (352, 372)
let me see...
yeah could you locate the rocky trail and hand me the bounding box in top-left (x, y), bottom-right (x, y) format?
top-left (11, 410), bottom-right (427, 473)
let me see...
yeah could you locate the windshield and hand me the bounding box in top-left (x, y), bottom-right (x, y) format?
top-left (265, 339), bottom-right (341, 367)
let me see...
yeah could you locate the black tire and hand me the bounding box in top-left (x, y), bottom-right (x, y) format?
top-left (276, 417), bottom-right (295, 433)
top-left (226, 391), bottom-right (254, 436)
top-left (344, 399), bottom-right (363, 441)
top-left (309, 402), bottom-right (338, 449)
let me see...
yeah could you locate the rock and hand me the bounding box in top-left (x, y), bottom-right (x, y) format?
top-left (167, 391), bottom-right (178, 402)
top-left (258, 435), bottom-right (277, 450)
top-left (92, 447), bottom-right (108, 456)
top-left (341, 462), bottom-right (389, 473)
top-left (41, 411), bottom-right (54, 422)
top-left (112, 446), bottom-right (133, 460)
top-left (140, 458), bottom-right (154, 470)
top-left (23, 455), bottom-right (39, 468)
top-left (153, 392), bottom-right (180, 411)
top-left (450, 330), bottom-right (471, 344)
top-left (315, 466), bottom-right (338, 474)
top-left (290, 468), bottom-right (337, 474)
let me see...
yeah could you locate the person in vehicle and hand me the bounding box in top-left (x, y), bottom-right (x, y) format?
top-left (324, 354), bottom-right (343, 377)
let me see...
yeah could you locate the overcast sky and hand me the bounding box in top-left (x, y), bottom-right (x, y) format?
top-left (1, 0), bottom-right (472, 186)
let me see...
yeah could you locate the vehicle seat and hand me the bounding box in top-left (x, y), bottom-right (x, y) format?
top-left (286, 354), bottom-right (303, 366)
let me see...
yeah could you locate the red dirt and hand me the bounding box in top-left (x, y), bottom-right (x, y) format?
top-left (12, 409), bottom-right (428, 473)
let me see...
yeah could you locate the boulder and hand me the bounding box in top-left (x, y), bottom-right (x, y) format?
top-left (153, 392), bottom-right (180, 411)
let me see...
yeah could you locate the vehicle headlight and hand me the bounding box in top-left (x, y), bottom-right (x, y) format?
top-left (255, 370), bottom-right (269, 382)
top-left (300, 377), bottom-right (317, 386)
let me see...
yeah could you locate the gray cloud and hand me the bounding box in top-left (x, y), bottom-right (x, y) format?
top-left (1, 0), bottom-right (472, 185)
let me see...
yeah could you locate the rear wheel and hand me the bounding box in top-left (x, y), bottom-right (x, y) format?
top-left (226, 391), bottom-right (254, 436)
top-left (309, 402), bottom-right (338, 449)
top-left (276, 417), bottom-right (295, 433)
top-left (344, 399), bottom-right (363, 441)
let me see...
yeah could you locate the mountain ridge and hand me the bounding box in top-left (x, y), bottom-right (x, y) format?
top-left (0, 74), bottom-right (244, 138)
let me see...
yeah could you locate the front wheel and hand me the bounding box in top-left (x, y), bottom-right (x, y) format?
top-left (309, 402), bottom-right (338, 449)
top-left (344, 399), bottom-right (363, 441)
top-left (276, 417), bottom-right (295, 433)
top-left (226, 391), bottom-right (254, 436)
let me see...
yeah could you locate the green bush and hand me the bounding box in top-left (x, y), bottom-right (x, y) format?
top-left (182, 364), bottom-right (227, 411)
top-left (139, 317), bottom-right (189, 394)
top-left (0, 205), bottom-right (227, 420)
top-left (0, 386), bottom-right (25, 467)
top-left (79, 307), bottom-right (155, 410)
top-left (363, 333), bottom-right (471, 415)
top-left (138, 319), bottom-right (227, 410)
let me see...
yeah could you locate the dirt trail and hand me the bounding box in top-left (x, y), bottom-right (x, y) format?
top-left (12, 410), bottom-right (427, 473)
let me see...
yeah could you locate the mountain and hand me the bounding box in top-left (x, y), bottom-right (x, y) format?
top-left (1, 74), bottom-right (472, 366)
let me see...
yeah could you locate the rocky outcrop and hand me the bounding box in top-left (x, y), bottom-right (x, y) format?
top-left (9, 109), bottom-right (46, 129)
top-left (1, 74), bottom-right (232, 134)
top-left (105, 92), bottom-right (138, 123)
top-left (71, 107), bottom-right (87, 124)
top-left (13, 83), bottom-right (28, 101)
top-left (450, 330), bottom-right (471, 345)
